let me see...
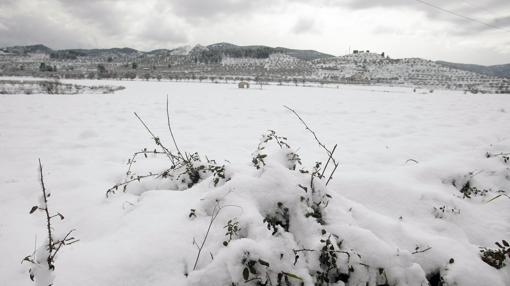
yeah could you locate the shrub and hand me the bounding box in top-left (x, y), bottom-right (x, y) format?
top-left (480, 240), bottom-right (510, 269)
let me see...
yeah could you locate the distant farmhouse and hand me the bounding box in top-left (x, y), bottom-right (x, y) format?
top-left (238, 81), bottom-right (250, 88)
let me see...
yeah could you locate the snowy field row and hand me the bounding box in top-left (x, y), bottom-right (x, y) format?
top-left (0, 79), bottom-right (509, 285)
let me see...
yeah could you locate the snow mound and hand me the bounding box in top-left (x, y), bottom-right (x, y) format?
top-left (98, 130), bottom-right (510, 286)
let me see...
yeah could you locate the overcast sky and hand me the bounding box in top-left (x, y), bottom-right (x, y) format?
top-left (1, 0), bottom-right (509, 65)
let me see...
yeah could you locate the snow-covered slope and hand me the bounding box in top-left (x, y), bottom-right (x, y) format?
top-left (0, 80), bottom-right (509, 286)
top-left (313, 53), bottom-right (507, 92)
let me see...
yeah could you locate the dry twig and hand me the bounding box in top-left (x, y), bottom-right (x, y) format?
top-left (283, 105), bottom-right (339, 185)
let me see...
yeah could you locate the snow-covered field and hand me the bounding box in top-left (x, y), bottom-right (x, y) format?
top-left (0, 79), bottom-right (509, 286)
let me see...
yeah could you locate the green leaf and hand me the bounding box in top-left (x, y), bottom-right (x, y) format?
top-left (243, 267), bottom-right (249, 281)
top-left (502, 240), bottom-right (509, 247)
top-left (258, 259), bottom-right (270, 267)
top-left (282, 272), bottom-right (303, 280)
top-left (29, 206), bottom-right (38, 214)
top-left (21, 255), bottom-right (33, 264)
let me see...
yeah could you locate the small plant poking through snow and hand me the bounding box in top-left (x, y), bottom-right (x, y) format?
top-left (480, 240), bottom-right (510, 269)
top-left (263, 202), bottom-right (290, 235)
top-left (447, 171), bottom-right (489, 199)
top-left (22, 159), bottom-right (78, 286)
top-left (486, 151), bottom-right (510, 164)
top-left (223, 219), bottom-right (241, 247)
top-left (458, 180), bottom-right (488, 199)
top-left (240, 252), bottom-right (271, 284)
top-left (432, 205), bottom-right (461, 219)
top-left (106, 96), bottom-right (231, 196)
top-left (238, 252), bottom-right (303, 286)
top-left (189, 209), bottom-right (197, 219)
top-left (310, 231), bottom-right (368, 285)
top-left (252, 129), bottom-right (301, 171)
top-left (445, 151), bottom-right (510, 202)
top-left (298, 162), bottom-right (332, 225)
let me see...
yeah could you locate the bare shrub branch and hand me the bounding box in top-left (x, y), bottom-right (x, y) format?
top-left (134, 112), bottom-right (178, 165)
top-left (23, 160), bottom-right (78, 283)
top-left (166, 94), bottom-right (182, 157)
top-left (283, 105), bottom-right (339, 185)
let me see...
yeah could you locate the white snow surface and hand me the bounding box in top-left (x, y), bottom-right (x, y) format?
top-left (0, 79), bottom-right (509, 286)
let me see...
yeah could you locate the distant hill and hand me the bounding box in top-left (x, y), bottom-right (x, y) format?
top-left (205, 42), bottom-right (334, 61)
top-left (0, 42), bottom-right (333, 61)
top-left (437, 61), bottom-right (510, 78)
top-left (1, 43), bottom-right (509, 93)
top-left (49, 48), bottom-right (139, 59)
top-left (185, 42), bottom-right (333, 63)
top-left (0, 44), bottom-right (54, 55)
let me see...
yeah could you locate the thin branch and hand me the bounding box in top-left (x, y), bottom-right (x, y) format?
top-left (166, 95), bottom-right (182, 157)
top-left (134, 112), bottom-right (176, 165)
top-left (411, 246), bottom-right (432, 254)
top-left (192, 238), bottom-right (201, 250)
top-left (490, 152), bottom-right (510, 156)
top-left (293, 248), bottom-right (315, 254)
top-left (193, 202), bottom-right (221, 271)
top-left (321, 144), bottom-right (337, 178)
top-left (126, 149), bottom-right (168, 175)
top-left (192, 203), bottom-right (242, 271)
top-left (326, 163), bottom-right (339, 186)
top-left (106, 172), bottom-right (165, 197)
top-left (283, 105), bottom-right (338, 166)
top-left (50, 229), bottom-right (78, 260)
top-left (283, 105), bottom-right (340, 185)
top-left (38, 159), bottom-right (54, 269)
top-left (486, 193), bottom-right (510, 203)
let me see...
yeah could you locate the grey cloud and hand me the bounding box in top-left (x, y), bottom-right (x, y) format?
top-left (491, 16), bottom-right (510, 29)
top-left (138, 17), bottom-right (188, 45)
top-left (0, 0), bottom-right (508, 64)
top-left (56, 0), bottom-right (130, 36)
top-left (169, 0), bottom-right (281, 20)
top-left (341, 0), bottom-right (409, 9)
top-left (341, 0), bottom-right (509, 11)
top-left (0, 0), bottom-right (190, 49)
top-left (335, 0), bottom-right (510, 35)
top-left (0, 13), bottom-right (90, 49)
top-left (292, 18), bottom-right (318, 34)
